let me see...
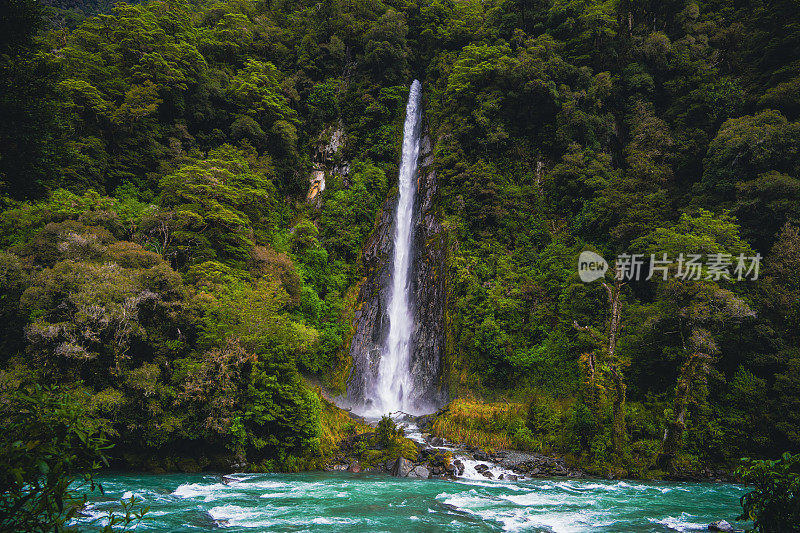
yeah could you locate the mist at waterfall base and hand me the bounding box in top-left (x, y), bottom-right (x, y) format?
top-left (75, 472), bottom-right (749, 532)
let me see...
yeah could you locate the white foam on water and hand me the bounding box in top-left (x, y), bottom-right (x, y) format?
top-left (223, 473), bottom-right (255, 481)
top-left (436, 487), bottom-right (624, 533)
top-left (310, 516), bottom-right (360, 525)
top-left (208, 504), bottom-right (365, 529)
top-left (242, 479), bottom-right (292, 490)
top-left (649, 512), bottom-right (707, 531)
top-left (172, 482), bottom-right (241, 502)
top-left (457, 457), bottom-right (519, 482)
top-left (501, 491), bottom-right (597, 507)
top-left (207, 504), bottom-right (280, 528)
top-left (523, 510), bottom-right (618, 533)
top-left (74, 507), bottom-right (110, 523)
top-left (454, 478), bottom-right (528, 491)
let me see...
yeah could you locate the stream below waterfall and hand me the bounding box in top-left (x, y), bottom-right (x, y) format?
top-left (73, 471), bottom-right (748, 532)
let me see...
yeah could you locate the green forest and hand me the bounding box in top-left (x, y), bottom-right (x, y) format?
top-left (2, 0), bottom-right (800, 515)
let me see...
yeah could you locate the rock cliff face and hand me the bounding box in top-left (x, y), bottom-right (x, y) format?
top-left (346, 122), bottom-right (447, 413)
top-left (307, 124), bottom-right (348, 206)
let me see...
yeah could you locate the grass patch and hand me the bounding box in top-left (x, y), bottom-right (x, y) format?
top-left (317, 392), bottom-right (371, 457)
top-left (431, 398), bottom-right (527, 451)
top-left (359, 437), bottom-right (420, 468)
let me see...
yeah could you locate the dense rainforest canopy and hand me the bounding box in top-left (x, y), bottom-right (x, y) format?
top-left (1, 0), bottom-right (800, 483)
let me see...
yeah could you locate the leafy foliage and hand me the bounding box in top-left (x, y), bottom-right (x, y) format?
top-left (737, 453), bottom-right (800, 532)
top-left (0, 382), bottom-right (147, 532)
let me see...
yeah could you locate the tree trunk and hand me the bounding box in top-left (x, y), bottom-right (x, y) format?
top-left (603, 279), bottom-right (626, 455)
top-left (610, 365), bottom-right (626, 456)
top-left (658, 352), bottom-right (710, 471)
top-left (573, 278), bottom-right (627, 455)
top-left (578, 349), bottom-right (601, 414)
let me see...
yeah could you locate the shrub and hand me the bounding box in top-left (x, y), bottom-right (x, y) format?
top-left (737, 452), bottom-right (800, 532)
top-left (0, 383), bottom-right (147, 532)
top-left (375, 415), bottom-right (404, 448)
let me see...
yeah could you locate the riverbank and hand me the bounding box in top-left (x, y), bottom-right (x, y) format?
top-left (107, 397), bottom-right (737, 484)
top-left (322, 413), bottom-right (589, 482)
top-left (416, 399), bottom-right (739, 483)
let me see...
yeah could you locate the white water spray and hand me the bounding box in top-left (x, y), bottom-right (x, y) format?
top-left (373, 80), bottom-right (423, 414)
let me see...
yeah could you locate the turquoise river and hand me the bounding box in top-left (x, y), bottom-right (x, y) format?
top-left (74, 472), bottom-right (750, 532)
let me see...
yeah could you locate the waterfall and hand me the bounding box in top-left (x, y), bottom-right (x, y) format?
top-left (373, 80), bottom-right (423, 414)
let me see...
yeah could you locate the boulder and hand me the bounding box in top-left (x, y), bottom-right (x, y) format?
top-left (408, 465), bottom-right (430, 479)
top-left (385, 459), bottom-right (395, 471)
top-left (481, 471), bottom-right (495, 479)
top-left (473, 451), bottom-right (490, 462)
top-left (348, 462), bottom-right (361, 473)
top-left (419, 448), bottom-right (436, 459)
top-left (392, 457), bottom-right (414, 477)
top-left (474, 464), bottom-right (489, 473)
top-left (708, 520), bottom-right (734, 532)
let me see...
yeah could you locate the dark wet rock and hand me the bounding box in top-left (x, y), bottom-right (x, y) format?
top-left (392, 457), bottom-right (414, 477)
top-left (445, 463), bottom-right (456, 474)
top-left (498, 450), bottom-right (585, 478)
top-left (708, 520), bottom-right (734, 532)
top-left (421, 447), bottom-right (449, 462)
top-left (505, 474), bottom-right (518, 481)
top-left (419, 448), bottom-right (436, 459)
top-left (453, 459), bottom-right (465, 475)
top-left (413, 441), bottom-right (430, 452)
top-left (473, 451), bottom-right (490, 462)
top-left (481, 471), bottom-right (495, 479)
top-left (348, 462), bottom-right (361, 473)
top-left (408, 465), bottom-right (430, 479)
top-left (474, 464), bottom-right (489, 473)
top-left (187, 509), bottom-right (226, 529)
top-left (385, 459), bottom-right (396, 471)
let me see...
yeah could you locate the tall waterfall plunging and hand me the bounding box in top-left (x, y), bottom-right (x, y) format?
top-left (373, 80), bottom-right (423, 414)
